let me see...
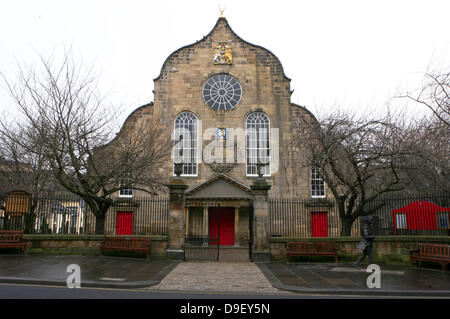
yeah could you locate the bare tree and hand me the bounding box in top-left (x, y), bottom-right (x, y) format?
top-left (396, 117), bottom-right (450, 194)
top-left (1, 52), bottom-right (171, 234)
top-left (0, 117), bottom-right (60, 195)
top-left (293, 110), bottom-right (406, 236)
top-left (0, 122), bottom-right (59, 232)
top-left (403, 69), bottom-right (449, 126)
top-left (282, 138), bottom-right (308, 197)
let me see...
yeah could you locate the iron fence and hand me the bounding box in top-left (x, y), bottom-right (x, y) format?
top-left (270, 194), bottom-right (450, 238)
top-left (0, 194), bottom-right (169, 236)
top-left (1, 192), bottom-right (448, 238)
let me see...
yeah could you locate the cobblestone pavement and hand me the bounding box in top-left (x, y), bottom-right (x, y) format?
top-left (146, 262), bottom-right (292, 294)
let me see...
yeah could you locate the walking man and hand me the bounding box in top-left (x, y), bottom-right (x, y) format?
top-left (354, 218), bottom-right (375, 267)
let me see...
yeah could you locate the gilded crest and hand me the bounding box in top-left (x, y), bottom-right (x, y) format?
top-left (214, 42), bottom-right (232, 64)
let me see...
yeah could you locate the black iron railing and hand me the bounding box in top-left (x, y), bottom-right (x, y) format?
top-left (269, 194), bottom-right (450, 238)
top-left (1, 193), bottom-right (448, 238)
top-left (0, 195), bottom-right (169, 236)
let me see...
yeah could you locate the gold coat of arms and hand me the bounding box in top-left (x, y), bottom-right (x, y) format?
top-left (214, 42), bottom-right (232, 64)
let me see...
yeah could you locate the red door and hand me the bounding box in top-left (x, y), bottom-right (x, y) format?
top-left (209, 207), bottom-right (234, 245)
top-left (311, 212), bottom-right (328, 237)
top-left (116, 211), bottom-right (133, 235)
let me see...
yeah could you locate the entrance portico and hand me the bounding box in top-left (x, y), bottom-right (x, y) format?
top-left (184, 174), bottom-right (254, 261)
top-left (185, 200), bottom-right (251, 247)
top-left (167, 173), bottom-right (271, 262)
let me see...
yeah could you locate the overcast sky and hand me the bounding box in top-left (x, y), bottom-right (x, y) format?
top-left (1, 0), bottom-right (449, 124)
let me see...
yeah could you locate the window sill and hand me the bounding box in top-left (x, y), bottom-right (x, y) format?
top-left (246, 174), bottom-right (271, 178)
top-left (113, 198), bottom-right (140, 207)
top-left (173, 175), bottom-right (198, 178)
top-left (304, 198), bottom-right (334, 207)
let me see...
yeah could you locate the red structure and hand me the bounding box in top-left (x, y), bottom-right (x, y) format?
top-left (392, 201), bottom-right (450, 235)
top-left (311, 212), bottom-right (328, 237)
top-left (209, 207), bottom-right (235, 246)
top-left (116, 211), bottom-right (133, 235)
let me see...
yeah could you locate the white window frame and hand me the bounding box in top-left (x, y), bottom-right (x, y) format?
top-left (118, 183), bottom-right (133, 198)
top-left (246, 112), bottom-right (271, 177)
top-left (396, 213), bottom-right (407, 229)
top-left (310, 167), bottom-right (326, 198)
top-left (173, 112), bottom-right (198, 177)
top-left (436, 212), bottom-right (449, 229)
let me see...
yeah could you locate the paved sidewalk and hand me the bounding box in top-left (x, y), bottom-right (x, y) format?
top-left (257, 262), bottom-right (450, 297)
top-left (1, 255), bottom-right (450, 296)
top-left (146, 262), bottom-right (291, 294)
top-left (0, 255), bottom-right (178, 288)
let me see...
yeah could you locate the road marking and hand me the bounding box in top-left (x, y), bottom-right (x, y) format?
top-left (331, 267), bottom-right (404, 275)
top-left (1, 283), bottom-right (448, 299)
top-left (98, 277), bottom-right (126, 282)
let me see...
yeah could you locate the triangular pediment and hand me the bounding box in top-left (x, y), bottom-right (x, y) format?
top-left (186, 174), bottom-right (253, 199)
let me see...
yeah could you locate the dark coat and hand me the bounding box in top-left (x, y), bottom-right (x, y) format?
top-left (356, 222), bottom-right (375, 250)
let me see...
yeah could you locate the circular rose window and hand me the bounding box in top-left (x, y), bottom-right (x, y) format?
top-left (202, 74), bottom-right (242, 111)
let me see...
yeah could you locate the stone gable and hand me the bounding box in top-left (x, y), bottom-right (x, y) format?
top-left (114, 17), bottom-right (329, 198)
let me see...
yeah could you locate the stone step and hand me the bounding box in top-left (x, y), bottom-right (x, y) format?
top-left (184, 247), bottom-right (251, 262)
top-left (219, 248), bottom-right (250, 262)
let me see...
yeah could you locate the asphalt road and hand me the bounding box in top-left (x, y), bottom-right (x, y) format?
top-left (1, 283), bottom-right (448, 319)
top-left (0, 283), bottom-right (299, 299)
top-left (0, 283), bottom-right (448, 299)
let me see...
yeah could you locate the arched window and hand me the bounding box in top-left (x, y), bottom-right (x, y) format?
top-left (174, 112), bottom-right (198, 176)
top-left (246, 112), bottom-right (270, 176)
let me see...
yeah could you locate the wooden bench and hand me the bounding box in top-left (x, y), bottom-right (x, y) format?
top-left (100, 236), bottom-right (152, 259)
top-left (0, 230), bottom-right (28, 254)
top-left (410, 243), bottom-right (450, 271)
top-left (287, 242), bottom-right (338, 263)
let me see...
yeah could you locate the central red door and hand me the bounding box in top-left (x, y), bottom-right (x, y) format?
top-left (116, 211), bottom-right (133, 235)
top-left (209, 207), bottom-right (234, 245)
top-left (311, 212), bottom-right (328, 237)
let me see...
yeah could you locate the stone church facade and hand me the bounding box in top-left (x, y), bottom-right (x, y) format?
top-left (111, 17), bottom-right (333, 260)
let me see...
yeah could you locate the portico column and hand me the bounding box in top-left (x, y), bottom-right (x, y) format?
top-left (166, 169), bottom-right (188, 260)
top-left (203, 205), bottom-right (209, 246)
top-left (234, 207), bottom-right (240, 247)
top-left (250, 171), bottom-right (271, 262)
top-left (185, 207), bottom-right (189, 238)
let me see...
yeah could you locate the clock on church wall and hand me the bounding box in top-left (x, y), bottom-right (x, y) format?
top-left (202, 73), bottom-right (242, 111)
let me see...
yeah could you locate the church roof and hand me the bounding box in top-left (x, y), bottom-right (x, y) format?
top-left (154, 17), bottom-right (291, 82)
top-left (186, 173), bottom-right (253, 199)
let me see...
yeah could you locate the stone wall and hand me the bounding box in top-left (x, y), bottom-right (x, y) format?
top-left (270, 236), bottom-right (450, 263)
top-left (23, 235), bottom-right (168, 258)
